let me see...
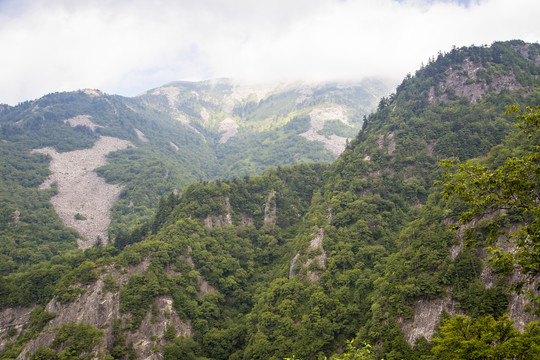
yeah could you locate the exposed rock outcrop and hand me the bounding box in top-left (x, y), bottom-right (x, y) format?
top-left (200, 107), bottom-right (209, 123)
top-left (82, 89), bottom-right (102, 97)
top-left (387, 132), bottom-right (396, 154)
top-left (300, 106), bottom-right (351, 155)
top-left (241, 212), bottom-right (254, 226)
top-left (431, 57), bottom-right (523, 103)
top-left (510, 43), bottom-right (540, 65)
top-left (398, 291), bottom-right (464, 345)
top-left (481, 229), bottom-right (539, 331)
top-left (63, 115), bottom-right (103, 131)
top-left (263, 191), bottom-right (277, 229)
top-left (231, 83), bottom-right (275, 102)
top-left (305, 228), bottom-right (327, 283)
top-left (149, 86), bottom-right (205, 140)
top-left (134, 128), bottom-right (149, 142)
top-left (204, 196), bottom-right (233, 228)
top-left (16, 258), bottom-right (191, 360)
top-left (375, 131), bottom-right (395, 155)
top-left (218, 118), bottom-right (239, 144)
top-left (289, 228), bottom-right (327, 283)
top-left (401, 220), bottom-right (538, 345)
top-left (169, 141), bottom-right (179, 151)
top-left (126, 296), bottom-right (191, 360)
top-left (0, 306), bottom-right (35, 353)
top-left (289, 254), bottom-right (300, 279)
top-left (9, 210), bottom-right (20, 225)
top-left (295, 86), bottom-right (314, 104)
top-left (221, 98), bottom-right (235, 114)
top-left (176, 252), bottom-right (216, 299)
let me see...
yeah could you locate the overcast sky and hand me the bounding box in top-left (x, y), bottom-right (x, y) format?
top-left (0, 0), bottom-right (538, 105)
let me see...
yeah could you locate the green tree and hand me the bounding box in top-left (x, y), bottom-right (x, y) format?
top-left (30, 347), bottom-right (59, 360)
top-left (50, 321), bottom-right (104, 359)
top-left (440, 105), bottom-right (540, 312)
top-left (285, 341), bottom-right (376, 360)
top-left (432, 315), bottom-right (539, 359)
top-left (164, 324), bottom-right (176, 342)
top-left (328, 341), bottom-right (376, 360)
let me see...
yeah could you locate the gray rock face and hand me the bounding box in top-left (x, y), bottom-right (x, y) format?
top-left (263, 191), bottom-right (277, 229)
top-left (0, 306), bottom-right (35, 353)
top-left (15, 259), bottom-right (190, 359)
top-left (428, 45), bottom-right (540, 104)
top-left (289, 227), bottom-right (327, 283)
top-left (398, 290), bottom-right (464, 345)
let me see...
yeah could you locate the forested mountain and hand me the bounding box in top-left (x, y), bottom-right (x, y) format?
top-left (0, 79), bottom-right (389, 268)
top-left (1, 40), bottom-right (539, 359)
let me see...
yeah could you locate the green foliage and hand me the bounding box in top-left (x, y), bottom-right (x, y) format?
top-left (440, 105), bottom-right (540, 313)
top-left (102, 274), bottom-right (118, 292)
top-left (164, 324), bottom-right (176, 342)
top-left (163, 335), bottom-right (199, 360)
top-left (97, 143), bottom-right (215, 237)
top-left (111, 163), bottom-right (327, 359)
top-left (120, 272), bottom-right (163, 329)
top-left (30, 322), bottom-right (103, 360)
top-left (0, 245), bottom-right (118, 309)
top-left (144, 43), bottom-right (540, 359)
top-left (217, 116), bottom-right (336, 179)
top-left (432, 315), bottom-right (540, 359)
top-left (74, 213), bottom-right (86, 221)
top-left (108, 318), bottom-right (136, 360)
top-left (30, 347), bottom-right (59, 360)
top-left (448, 252), bottom-right (509, 318)
top-left (285, 341), bottom-right (376, 360)
top-left (317, 119), bottom-right (357, 138)
top-left (327, 341), bottom-right (376, 360)
top-left (0, 80), bottom-right (384, 263)
top-left (5, 327), bottom-right (17, 338)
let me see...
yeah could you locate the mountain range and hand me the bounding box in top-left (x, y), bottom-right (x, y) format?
top-left (0, 78), bottom-right (391, 252)
top-left (0, 40), bottom-right (539, 359)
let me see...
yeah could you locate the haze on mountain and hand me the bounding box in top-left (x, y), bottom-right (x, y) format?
top-left (1, 0), bottom-right (540, 105)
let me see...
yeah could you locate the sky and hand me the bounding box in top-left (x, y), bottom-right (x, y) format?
top-left (0, 0), bottom-right (539, 105)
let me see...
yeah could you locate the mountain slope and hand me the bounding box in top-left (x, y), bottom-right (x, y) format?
top-left (1, 40), bottom-right (539, 360)
top-left (0, 80), bottom-right (390, 266)
top-left (138, 79), bottom-right (391, 177)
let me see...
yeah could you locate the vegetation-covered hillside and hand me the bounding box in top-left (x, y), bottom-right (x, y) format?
top-left (137, 79), bottom-right (390, 178)
top-left (1, 40), bottom-right (539, 359)
top-left (0, 80), bottom-right (389, 271)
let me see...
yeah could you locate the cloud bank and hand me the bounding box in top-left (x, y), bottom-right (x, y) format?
top-left (0, 0), bottom-right (539, 105)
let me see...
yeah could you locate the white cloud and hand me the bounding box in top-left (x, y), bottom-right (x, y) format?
top-left (0, 0), bottom-right (538, 105)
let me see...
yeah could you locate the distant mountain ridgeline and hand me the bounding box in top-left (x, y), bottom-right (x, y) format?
top-left (1, 40), bottom-right (540, 359)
